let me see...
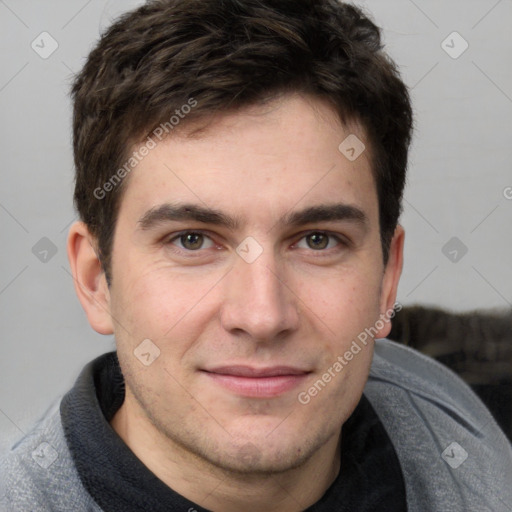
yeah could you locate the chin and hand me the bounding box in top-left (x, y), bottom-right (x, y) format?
top-left (166, 417), bottom-right (333, 476)
top-left (206, 438), bottom-right (317, 476)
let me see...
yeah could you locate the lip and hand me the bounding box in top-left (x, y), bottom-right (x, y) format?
top-left (201, 366), bottom-right (311, 398)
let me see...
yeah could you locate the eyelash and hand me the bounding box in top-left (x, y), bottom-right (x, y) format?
top-left (164, 230), bottom-right (349, 257)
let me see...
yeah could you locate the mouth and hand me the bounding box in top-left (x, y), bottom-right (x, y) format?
top-left (201, 366), bottom-right (311, 398)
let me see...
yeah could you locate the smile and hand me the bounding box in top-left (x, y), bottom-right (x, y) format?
top-left (201, 366), bottom-right (311, 398)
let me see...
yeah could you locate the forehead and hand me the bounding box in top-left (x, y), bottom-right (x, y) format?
top-left (118, 94), bottom-right (378, 228)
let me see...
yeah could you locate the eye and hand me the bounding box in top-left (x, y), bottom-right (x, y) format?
top-left (295, 232), bottom-right (343, 251)
top-left (168, 231), bottom-right (215, 251)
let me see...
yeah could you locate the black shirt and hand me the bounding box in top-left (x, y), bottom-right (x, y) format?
top-left (60, 351), bottom-right (407, 511)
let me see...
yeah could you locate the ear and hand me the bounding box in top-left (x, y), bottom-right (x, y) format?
top-left (375, 224), bottom-right (405, 339)
top-left (67, 221), bottom-right (114, 335)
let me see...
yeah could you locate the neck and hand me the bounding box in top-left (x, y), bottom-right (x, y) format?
top-left (110, 389), bottom-right (341, 512)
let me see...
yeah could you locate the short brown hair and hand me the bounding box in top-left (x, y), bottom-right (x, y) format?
top-left (71, 0), bottom-right (413, 284)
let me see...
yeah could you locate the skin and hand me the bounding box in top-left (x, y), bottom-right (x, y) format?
top-left (68, 93), bottom-right (404, 512)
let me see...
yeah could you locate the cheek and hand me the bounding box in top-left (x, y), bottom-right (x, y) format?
top-left (110, 264), bottom-right (224, 348)
top-left (301, 267), bottom-right (382, 345)
top-left (113, 277), bottom-right (171, 337)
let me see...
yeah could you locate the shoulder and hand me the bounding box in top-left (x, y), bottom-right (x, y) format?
top-left (369, 338), bottom-right (493, 416)
top-left (365, 338), bottom-right (512, 512)
top-left (0, 398), bottom-right (101, 512)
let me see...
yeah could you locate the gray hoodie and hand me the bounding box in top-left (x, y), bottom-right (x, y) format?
top-left (1, 339), bottom-right (511, 511)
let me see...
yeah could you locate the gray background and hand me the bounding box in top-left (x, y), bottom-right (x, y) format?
top-left (1, 0), bottom-right (511, 453)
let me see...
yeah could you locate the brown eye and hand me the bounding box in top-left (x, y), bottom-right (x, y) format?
top-left (295, 232), bottom-right (345, 253)
top-left (169, 231), bottom-right (215, 251)
top-left (180, 233), bottom-right (204, 250)
top-left (306, 232), bottom-right (329, 250)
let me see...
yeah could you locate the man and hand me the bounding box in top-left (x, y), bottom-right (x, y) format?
top-left (1, 0), bottom-right (511, 511)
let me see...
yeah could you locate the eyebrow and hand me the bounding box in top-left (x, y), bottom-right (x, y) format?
top-left (137, 202), bottom-right (369, 232)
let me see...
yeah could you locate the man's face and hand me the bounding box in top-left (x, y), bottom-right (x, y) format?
top-left (104, 94), bottom-right (401, 473)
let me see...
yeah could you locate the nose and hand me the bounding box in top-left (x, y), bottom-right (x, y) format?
top-left (219, 248), bottom-right (300, 343)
